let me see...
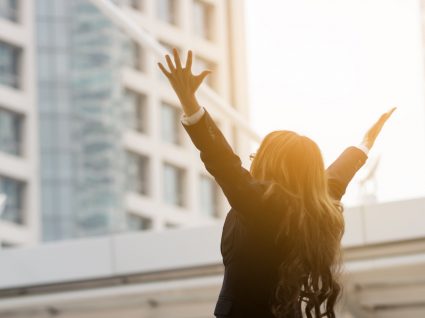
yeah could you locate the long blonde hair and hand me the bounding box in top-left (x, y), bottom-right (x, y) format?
top-left (250, 130), bottom-right (344, 318)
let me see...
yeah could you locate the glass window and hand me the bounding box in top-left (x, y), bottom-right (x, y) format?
top-left (193, 0), bottom-right (213, 40)
top-left (0, 41), bottom-right (21, 89)
top-left (129, 0), bottom-right (143, 10)
top-left (161, 102), bottom-right (181, 145)
top-left (125, 90), bottom-right (147, 133)
top-left (159, 41), bottom-right (174, 55)
top-left (37, 0), bottom-right (56, 18)
top-left (163, 163), bottom-right (185, 207)
top-left (53, 0), bottom-right (68, 18)
top-left (126, 213), bottom-right (152, 231)
top-left (131, 42), bottom-right (144, 71)
top-left (0, 0), bottom-right (19, 22)
top-left (157, 0), bottom-right (177, 25)
top-left (124, 41), bottom-right (144, 72)
top-left (165, 222), bottom-right (178, 228)
top-left (0, 108), bottom-right (23, 156)
top-left (0, 176), bottom-right (25, 225)
top-left (193, 55), bottom-right (215, 90)
top-left (0, 241), bottom-right (16, 248)
top-left (200, 175), bottom-right (219, 217)
top-left (54, 21), bottom-right (69, 49)
top-left (127, 152), bottom-right (149, 195)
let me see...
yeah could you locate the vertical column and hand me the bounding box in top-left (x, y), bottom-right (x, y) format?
top-left (22, 0), bottom-right (40, 244)
top-left (212, 0), bottom-right (230, 100)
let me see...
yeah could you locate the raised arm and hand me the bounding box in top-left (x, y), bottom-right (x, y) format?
top-left (327, 107), bottom-right (396, 201)
top-left (158, 49), bottom-right (266, 217)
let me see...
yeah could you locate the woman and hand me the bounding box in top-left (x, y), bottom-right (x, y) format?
top-left (158, 49), bottom-right (395, 318)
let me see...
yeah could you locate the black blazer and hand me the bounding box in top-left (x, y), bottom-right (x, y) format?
top-left (183, 111), bottom-right (367, 318)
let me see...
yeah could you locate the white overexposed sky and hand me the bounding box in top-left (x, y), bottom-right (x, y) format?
top-left (244, 0), bottom-right (425, 205)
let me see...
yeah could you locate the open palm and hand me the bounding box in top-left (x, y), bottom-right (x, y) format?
top-left (363, 107), bottom-right (396, 149)
top-left (158, 49), bottom-right (211, 116)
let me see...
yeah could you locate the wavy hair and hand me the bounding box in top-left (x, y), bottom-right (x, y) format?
top-left (250, 131), bottom-right (345, 318)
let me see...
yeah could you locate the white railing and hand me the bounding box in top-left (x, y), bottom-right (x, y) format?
top-left (89, 0), bottom-right (261, 142)
top-left (0, 197), bottom-right (425, 289)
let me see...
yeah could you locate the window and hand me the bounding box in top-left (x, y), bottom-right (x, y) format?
top-left (193, 0), bottom-right (213, 40)
top-left (127, 213), bottom-right (152, 231)
top-left (0, 0), bottom-right (19, 22)
top-left (157, 0), bottom-right (177, 25)
top-left (161, 102), bottom-right (181, 145)
top-left (163, 163), bottom-right (185, 207)
top-left (0, 41), bottom-right (21, 89)
top-left (0, 176), bottom-right (25, 225)
top-left (165, 222), bottom-right (178, 228)
top-left (129, 0), bottom-right (143, 10)
top-left (200, 175), bottom-right (219, 217)
top-left (125, 90), bottom-right (147, 133)
top-left (126, 152), bottom-right (149, 195)
top-left (193, 55), bottom-right (216, 89)
top-left (127, 41), bottom-right (144, 72)
top-left (159, 41), bottom-right (175, 55)
top-left (0, 108), bottom-right (23, 156)
top-left (0, 241), bottom-right (15, 248)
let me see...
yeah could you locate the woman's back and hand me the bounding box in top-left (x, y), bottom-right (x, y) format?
top-left (215, 208), bottom-right (283, 317)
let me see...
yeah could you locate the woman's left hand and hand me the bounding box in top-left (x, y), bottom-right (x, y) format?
top-left (158, 49), bottom-right (211, 116)
top-left (362, 107), bottom-right (396, 150)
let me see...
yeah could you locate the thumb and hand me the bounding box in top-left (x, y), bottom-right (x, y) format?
top-left (195, 70), bottom-right (212, 88)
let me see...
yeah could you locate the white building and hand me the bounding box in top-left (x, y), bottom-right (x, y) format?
top-left (36, 0), bottom-right (252, 241)
top-left (0, 0), bottom-right (39, 247)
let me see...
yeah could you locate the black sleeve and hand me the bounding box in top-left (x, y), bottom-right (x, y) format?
top-left (182, 110), bottom-right (268, 218)
top-left (326, 147), bottom-right (368, 201)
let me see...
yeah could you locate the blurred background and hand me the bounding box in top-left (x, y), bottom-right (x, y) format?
top-left (0, 0), bottom-right (424, 317)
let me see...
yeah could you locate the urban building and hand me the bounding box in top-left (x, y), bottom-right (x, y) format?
top-left (36, 0), bottom-right (251, 241)
top-left (0, 0), bottom-right (39, 246)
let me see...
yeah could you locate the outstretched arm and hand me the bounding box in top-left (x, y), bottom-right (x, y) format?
top-left (158, 49), bottom-right (267, 218)
top-left (327, 108), bottom-right (396, 201)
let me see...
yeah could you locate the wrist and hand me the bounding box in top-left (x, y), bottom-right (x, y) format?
top-left (181, 96), bottom-right (201, 116)
top-left (362, 139), bottom-right (373, 150)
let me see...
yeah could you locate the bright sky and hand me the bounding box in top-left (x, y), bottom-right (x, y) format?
top-left (244, 0), bottom-right (425, 205)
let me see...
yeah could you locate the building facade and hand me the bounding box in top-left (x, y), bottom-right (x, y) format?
top-left (36, 0), bottom-right (251, 241)
top-left (0, 0), bottom-right (39, 247)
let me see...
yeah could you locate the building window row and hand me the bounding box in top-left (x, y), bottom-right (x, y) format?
top-left (124, 91), bottom-right (187, 147)
top-left (0, 107), bottom-right (23, 156)
top-left (0, 175), bottom-right (24, 225)
top-left (126, 152), bottom-right (219, 216)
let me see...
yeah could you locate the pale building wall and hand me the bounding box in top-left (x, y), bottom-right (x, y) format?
top-left (0, 0), bottom-right (39, 246)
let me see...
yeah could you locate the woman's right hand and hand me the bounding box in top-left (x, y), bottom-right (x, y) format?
top-left (362, 107), bottom-right (396, 150)
top-left (158, 49), bottom-right (211, 116)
